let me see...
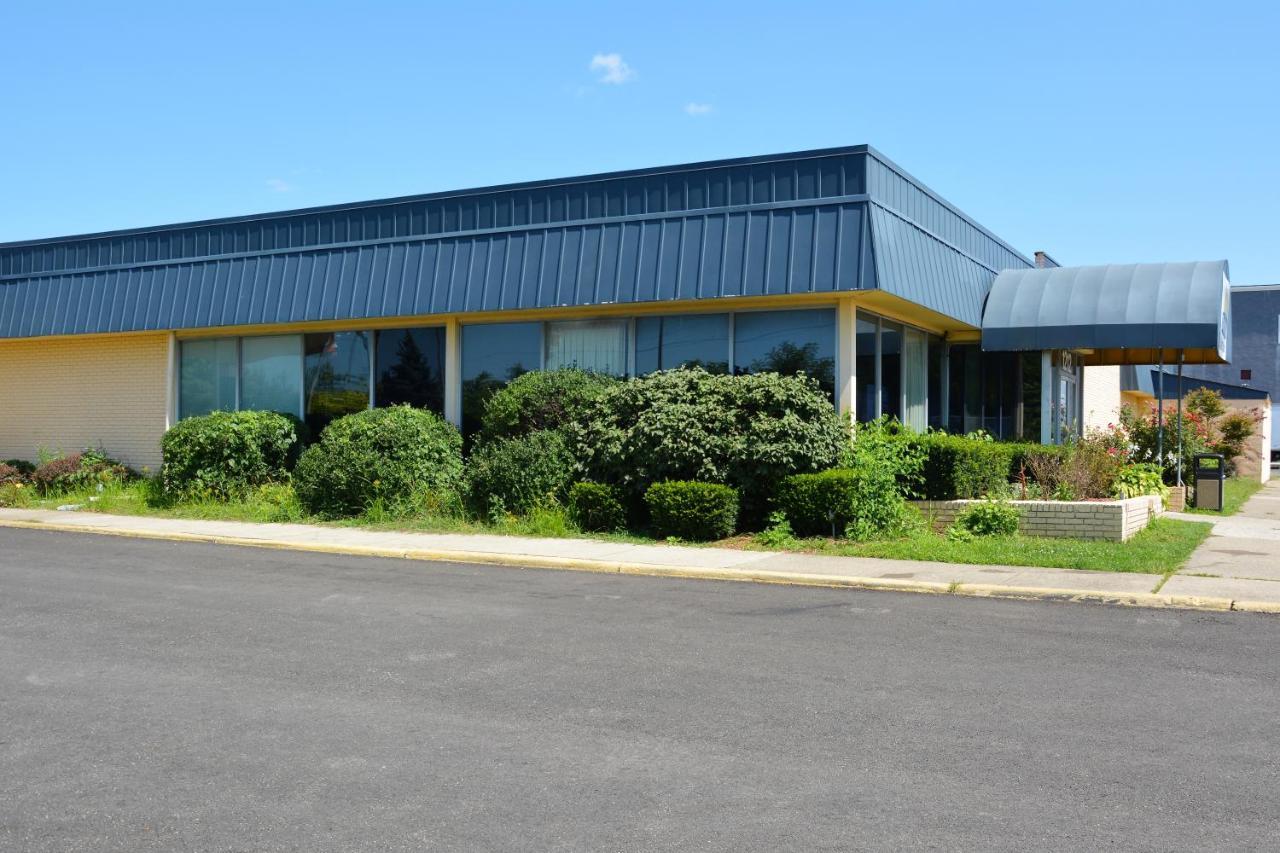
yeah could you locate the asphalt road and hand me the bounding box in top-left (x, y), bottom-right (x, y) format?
top-left (2, 528), bottom-right (1278, 852)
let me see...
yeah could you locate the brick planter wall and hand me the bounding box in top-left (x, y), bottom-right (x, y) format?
top-left (911, 495), bottom-right (1164, 542)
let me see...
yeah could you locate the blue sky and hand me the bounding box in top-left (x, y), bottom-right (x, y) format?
top-left (3, 1), bottom-right (1278, 282)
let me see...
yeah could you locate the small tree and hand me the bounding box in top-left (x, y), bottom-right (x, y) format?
top-left (1185, 387), bottom-right (1227, 421)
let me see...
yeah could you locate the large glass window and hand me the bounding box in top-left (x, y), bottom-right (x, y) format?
top-left (855, 315), bottom-right (877, 420)
top-left (375, 327), bottom-right (445, 414)
top-left (635, 313), bottom-right (730, 375)
top-left (733, 308), bottom-right (836, 398)
top-left (461, 322), bottom-right (543, 437)
top-left (902, 327), bottom-right (928, 431)
top-left (240, 335), bottom-right (303, 418)
top-left (179, 338), bottom-right (238, 419)
top-left (545, 319), bottom-right (628, 376)
top-left (304, 332), bottom-right (370, 434)
top-left (879, 319), bottom-right (902, 421)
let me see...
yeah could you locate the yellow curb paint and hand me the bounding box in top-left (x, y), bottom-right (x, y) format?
top-left (0, 516), bottom-right (1273, 615)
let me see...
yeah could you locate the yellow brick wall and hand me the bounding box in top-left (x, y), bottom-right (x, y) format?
top-left (1081, 365), bottom-right (1122, 432)
top-left (0, 333), bottom-right (170, 471)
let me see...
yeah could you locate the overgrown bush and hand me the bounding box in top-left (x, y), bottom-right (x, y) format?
top-left (567, 481), bottom-right (627, 532)
top-left (0, 463), bottom-right (24, 486)
top-left (952, 499), bottom-right (1021, 537)
top-left (2, 459), bottom-right (35, 478)
top-left (573, 368), bottom-right (846, 522)
top-left (160, 410), bottom-right (302, 500)
top-left (292, 406), bottom-right (463, 518)
top-left (1121, 404), bottom-right (1209, 483)
top-left (30, 449), bottom-right (134, 495)
top-left (464, 430), bottom-right (575, 519)
top-left (644, 480), bottom-right (739, 540)
top-left (479, 369), bottom-right (620, 444)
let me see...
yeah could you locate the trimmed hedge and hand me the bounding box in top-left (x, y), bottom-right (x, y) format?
top-left (293, 406), bottom-right (463, 517)
top-left (161, 410), bottom-right (302, 500)
top-left (573, 368), bottom-right (846, 523)
top-left (567, 481), bottom-right (627, 532)
top-left (464, 430), bottom-right (575, 518)
top-left (775, 469), bottom-right (860, 537)
top-left (914, 435), bottom-right (1062, 500)
top-left (644, 480), bottom-right (739, 541)
top-left (479, 368), bottom-right (620, 444)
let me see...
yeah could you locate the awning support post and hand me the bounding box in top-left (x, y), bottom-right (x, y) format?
top-left (1156, 355), bottom-right (1165, 469)
top-left (1176, 351), bottom-right (1184, 486)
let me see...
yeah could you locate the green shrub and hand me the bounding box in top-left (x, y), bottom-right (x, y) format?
top-left (293, 406), bottom-right (463, 518)
top-left (1113, 463), bottom-right (1169, 502)
top-left (952, 499), bottom-right (1021, 537)
top-left (160, 410), bottom-right (302, 501)
top-left (574, 368), bottom-right (845, 523)
top-left (464, 430), bottom-right (575, 518)
top-left (754, 511), bottom-right (796, 548)
top-left (479, 368), bottom-right (620, 444)
top-left (775, 465), bottom-right (912, 540)
top-left (644, 480), bottom-right (739, 541)
top-left (567, 481), bottom-right (627, 532)
top-left (30, 449), bottom-right (135, 496)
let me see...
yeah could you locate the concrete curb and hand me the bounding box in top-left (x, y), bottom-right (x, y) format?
top-left (0, 516), bottom-right (1273, 614)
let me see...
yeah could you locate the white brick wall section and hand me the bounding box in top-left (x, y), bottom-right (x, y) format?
top-left (1081, 365), bottom-right (1122, 433)
top-left (0, 333), bottom-right (170, 471)
top-left (911, 496), bottom-right (1161, 542)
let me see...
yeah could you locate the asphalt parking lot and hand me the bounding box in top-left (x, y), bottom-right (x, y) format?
top-left (3, 527), bottom-right (1279, 851)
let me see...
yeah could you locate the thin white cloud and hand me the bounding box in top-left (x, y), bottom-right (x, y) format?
top-left (684, 102), bottom-right (713, 116)
top-left (590, 53), bottom-right (635, 84)
top-left (265, 177), bottom-right (293, 192)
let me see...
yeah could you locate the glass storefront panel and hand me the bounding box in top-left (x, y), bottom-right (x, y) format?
top-left (733, 308), bottom-right (836, 398)
top-left (374, 327), bottom-right (446, 414)
top-left (240, 335), bottom-right (303, 418)
top-left (179, 338), bottom-right (238, 419)
top-left (544, 318), bottom-right (628, 376)
top-left (902, 327), bottom-right (928, 431)
top-left (879, 319), bottom-right (902, 421)
top-left (855, 315), bottom-right (878, 421)
top-left (304, 331), bottom-right (371, 434)
top-left (461, 322), bottom-right (543, 437)
top-left (635, 313), bottom-right (730, 375)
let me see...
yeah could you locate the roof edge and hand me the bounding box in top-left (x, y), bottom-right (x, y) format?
top-left (0, 145), bottom-right (874, 250)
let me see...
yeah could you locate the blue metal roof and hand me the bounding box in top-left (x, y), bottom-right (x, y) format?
top-left (0, 145), bottom-right (1029, 338)
top-left (981, 261), bottom-right (1232, 364)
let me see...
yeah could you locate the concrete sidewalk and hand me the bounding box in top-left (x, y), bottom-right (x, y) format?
top-left (1, 501), bottom-right (1277, 613)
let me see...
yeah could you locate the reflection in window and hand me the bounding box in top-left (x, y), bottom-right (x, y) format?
top-left (902, 327), bottom-right (928, 431)
top-left (461, 322), bottom-right (543, 437)
top-left (635, 314), bottom-right (730, 374)
top-left (545, 319), bottom-right (629, 376)
top-left (304, 331), bottom-right (370, 434)
top-left (240, 335), bottom-right (303, 418)
top-left (375, 327), bottom-right (445, 414)
top-left (733, 309), bottom-right (836, 398)
top-left (179, 338), bottom-right (237, 419)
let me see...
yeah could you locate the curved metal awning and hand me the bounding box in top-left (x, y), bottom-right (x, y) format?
top-left (981, 260), bottom-right (1231, 365)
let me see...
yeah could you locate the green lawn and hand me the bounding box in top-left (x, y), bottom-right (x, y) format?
top-left (8, 480), bottom-right (1211, 576)
top-left (743, 518), bottom-right (1212, 574)
top-left (1186, 477), bottom-right (1263, 516)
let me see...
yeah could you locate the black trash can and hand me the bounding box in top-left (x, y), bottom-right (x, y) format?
top-left (1193, 453), bottom-right (1226, 511)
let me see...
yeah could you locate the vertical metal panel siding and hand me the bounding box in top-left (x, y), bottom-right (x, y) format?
top-left (865, 156), bottom-right (1029, 274)
top-left (868, 206), bottom-right (995, 328)
top-left (0, 152), bottom-right (867, 279)
top-left (0, 202), bottom-right (870, 337)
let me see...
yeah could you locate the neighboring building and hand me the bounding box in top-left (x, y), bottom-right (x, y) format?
top-left (0, 146), bottom-right (1231, 469)
top-left (1121, 368), bottom-right (1272, 482)
top-left (1168, 285), bottom-right (1280, 453)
